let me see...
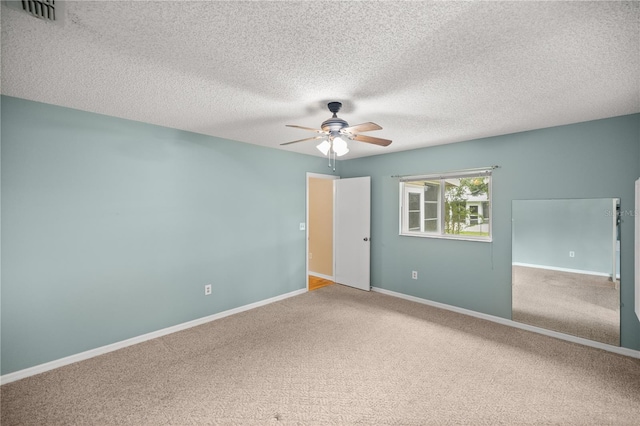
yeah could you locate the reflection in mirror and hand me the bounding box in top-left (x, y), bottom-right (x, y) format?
top-left (512, 199), bottom-right (620, 346)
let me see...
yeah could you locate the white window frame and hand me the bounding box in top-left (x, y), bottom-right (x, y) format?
top-left (399, 169), bottom-right (493, 242)
top-left (403, 184), bottom-right (425, 232)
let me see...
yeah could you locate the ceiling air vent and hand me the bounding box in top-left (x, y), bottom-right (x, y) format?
top-left (5, 0), bottom-right (65, 24)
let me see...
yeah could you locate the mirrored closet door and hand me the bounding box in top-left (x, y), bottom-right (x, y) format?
top-left (512, 198), bottom-right (620, 346)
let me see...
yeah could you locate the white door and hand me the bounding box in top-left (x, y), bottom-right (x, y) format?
top-left (334, 177), bottom-right (371, 291)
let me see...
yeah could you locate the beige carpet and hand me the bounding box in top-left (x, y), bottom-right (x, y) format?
top-left (2, 284), bottom-right (639, 425)
top-left (512, 265), bottom-right (620, 345)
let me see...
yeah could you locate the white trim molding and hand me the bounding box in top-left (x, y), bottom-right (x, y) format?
top-left (1, 288), bottom-right (307, 385)
top-left (306, 172), bottom-right (339, 291)
top-left (635, 178), bottom-right (640, 322)
top-left (372, 287), bottom-right (640, 360)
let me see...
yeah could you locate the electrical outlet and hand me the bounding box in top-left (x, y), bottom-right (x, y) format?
top-left (204, 284), bottom-right (212, 296)
top-left (412, 271), bottom-right (418, 280)
top-left (299, 223), bottom-right (306, 231)
top-left (569, 251), bottom-right (575, 258)
top-left (309, 252), bottom-right (313, 259)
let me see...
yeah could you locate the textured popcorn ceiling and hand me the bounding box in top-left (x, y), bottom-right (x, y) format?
top-left (1, 1), bottom-right (638, 159)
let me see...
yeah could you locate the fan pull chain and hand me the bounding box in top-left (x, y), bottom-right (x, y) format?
top-left (326, 139), bottom-right (336, 171)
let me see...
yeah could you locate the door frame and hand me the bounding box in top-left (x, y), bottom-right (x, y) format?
top-left (306, 172), bottom-right (339, 290)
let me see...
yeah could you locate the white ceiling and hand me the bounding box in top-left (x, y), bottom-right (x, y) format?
top-left (1, 1), bottom-right (638, 159)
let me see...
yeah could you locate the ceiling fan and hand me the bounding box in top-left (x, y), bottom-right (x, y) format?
top-left (281, 102), bottom-right (392, 158)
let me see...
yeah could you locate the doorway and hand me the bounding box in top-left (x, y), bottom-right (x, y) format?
top-left (306, 173), bottom-right (372, 292)
top-left (306, 173), bottom-right (338, 290)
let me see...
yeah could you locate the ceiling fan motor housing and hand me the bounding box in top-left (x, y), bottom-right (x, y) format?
top-left (321, 117), bottom-right (349, 133)
top-left (322, 102), bottom-right (348, 133)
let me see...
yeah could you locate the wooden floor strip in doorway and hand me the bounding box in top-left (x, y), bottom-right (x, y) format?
top-left (309, 275), bottom-right (334, 291)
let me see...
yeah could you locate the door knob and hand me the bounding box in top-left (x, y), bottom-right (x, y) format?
top-left (364, 237), bottom-right (369, 241)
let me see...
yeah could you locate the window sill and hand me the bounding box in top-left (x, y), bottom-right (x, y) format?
top-left (399, 232), bottom-right (492, 243)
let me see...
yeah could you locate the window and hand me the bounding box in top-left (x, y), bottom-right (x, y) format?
top-left (399, 170), bottom-right (492, 241)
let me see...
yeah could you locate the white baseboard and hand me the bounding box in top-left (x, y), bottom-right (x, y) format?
top-left (371, 287), bottom-right (640, 359)
top-left (512, 262), bottom-right (612, 278)
top-left (1, 288), bottom-right (307, 385)
top-left (6, 285), bottom-right (636, 385)
top-left (308, 272), bottom-right (334, 281)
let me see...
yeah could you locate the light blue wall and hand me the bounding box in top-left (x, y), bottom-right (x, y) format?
top-left (0, 96), bottom-right (333, 375)
top-left (512, 198), bottom-right (616, 275)
top-left (341, 114), bottom-right (640, 350)
top-left (2, 96), bottom-right (639, 376)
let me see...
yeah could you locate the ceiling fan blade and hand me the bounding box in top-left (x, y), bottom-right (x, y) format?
top-left (286, 124), bottom-right (324, 133)
top-left (342, 122), bottom-right (382, 133)
top-left (351, 134), bottom-right (392, 147)
top-left (280, 135), bottom-right (326, 146)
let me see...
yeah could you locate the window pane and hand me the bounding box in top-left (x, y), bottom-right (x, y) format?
top-left (408, 211), bottom-right (420, 230)
top-left (424, 203), bottom-right (438, 219)
top-left (424, 219), bottom-right (438, 232)
top-left (444, 176), bottom-right (490, 236)
top-left (408, 192), bottom-right (420, 210)
top-left (423, 181), bottom-right (439, 201)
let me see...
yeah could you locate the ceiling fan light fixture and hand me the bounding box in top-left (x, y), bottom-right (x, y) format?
top-left (316, 140), bottom-right (331, 156)
top-left (332, 136), bottom-right (349, 157)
